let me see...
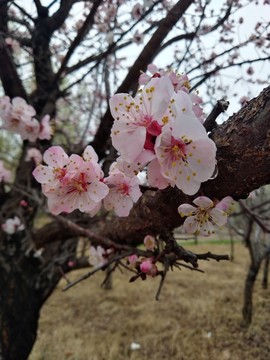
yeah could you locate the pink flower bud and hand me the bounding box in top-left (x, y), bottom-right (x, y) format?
top-left (19, 200), bottom-right (28, 207)
top-left (128, 254), bottom-right (139, 265)
top-left (143, 235), bottom-right (156, 250)
top-left (140, 259), bottom-right (153, 273)
top-left (68, 261), bottom-right (76, 268)
top-left (140, 258), bottom-right (157, 277)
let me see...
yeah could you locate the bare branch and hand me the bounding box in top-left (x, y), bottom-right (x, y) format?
top-left (204, 99), bottom-right (230, 132)
top-left (53, 0), bottom-right (103, 84)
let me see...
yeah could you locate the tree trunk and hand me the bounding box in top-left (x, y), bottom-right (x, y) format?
top-left (0, 237), bottom-right (76, 359)
top-left (0, 264), bottom-right (42, 360)
top-left (242, 262), bottom-right (260, 326)
top-left (262, 255), bottom-right (269, 289)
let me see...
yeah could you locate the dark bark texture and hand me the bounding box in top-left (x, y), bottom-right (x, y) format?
top-left (0, 238), bottom-right (76, 360)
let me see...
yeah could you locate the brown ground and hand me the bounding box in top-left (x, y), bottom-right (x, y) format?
top-left (29, 243), bottom-right (270, 360)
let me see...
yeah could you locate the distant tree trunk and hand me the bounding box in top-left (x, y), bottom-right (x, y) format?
top-left (262, 255), bottom-right (269, 289)
top-left (228, 226), bottom-right (234, 261)
top-left (242, 261), bottom-right (260, 326)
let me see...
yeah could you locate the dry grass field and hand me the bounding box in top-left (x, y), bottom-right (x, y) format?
top-left (29, 242), bottom-right (270, 360)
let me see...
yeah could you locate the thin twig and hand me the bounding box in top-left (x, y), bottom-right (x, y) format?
top-left (175, 262), bottom-right (205, 273)
top-left (195, 252), bottom-right (230, 261)
top-left (155, 270), bottom-right (167, 301)
top-left (63, 251), bottom-right (133, 291)
top-left (204, 99), bottom-right (230, 132)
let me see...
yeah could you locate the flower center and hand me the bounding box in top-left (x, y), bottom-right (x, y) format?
top-left (170, 137), bottom-right (186, 161)
top-left (54, 167), bottom-right (67, 181)
top-left (118, 182), bottom-right (129, 195)
top-left (74, 172), bottom-right (88, 192)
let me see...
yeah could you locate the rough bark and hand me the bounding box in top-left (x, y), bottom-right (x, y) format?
top-left (0, 238), bottom-right (76, 360)
top-left (0, 3), bottom-right (28, 99)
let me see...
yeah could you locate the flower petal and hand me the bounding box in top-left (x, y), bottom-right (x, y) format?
top-left (193, 196), bottom-right (213, 209)
top-left (178, 203), bottom-right (197, 217)
top-left (43, 146), bottom-right (69, 168)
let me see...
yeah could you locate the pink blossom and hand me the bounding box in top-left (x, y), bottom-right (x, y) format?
top-left (131, 3), bottom-right (143, 19)
top-left (144, 235), bottom-right (156, 250)
top-left (116, 151), bottom-right (155, 177)
top-left (19, 117), bottom-right (40, 142)
top-left (128, 254), bottom-right (139, 266)
top-left (138, 64), bottom-right (160, 86)
top-left (38, 114), bottom-right (53, 140)
top-left (10, 97), bottom-right (36, 123)
top-left (133, 30), bottom-right (144, 44)
top-left (140, 258), bottom-right (158, 277)
top-left (19, 200), bottom-right (28, 207)
top-left (0, 96), bottom-right (52, 142)
top-left (45, 153), bottom-right (109, 215)
top-left (104, 169), bottom-right (142, 217)
top-left (1, 96), bottom-right (39, 139)
top-left (147, 63), bottom-right (158, 74)
top-left (67, 261), bottom-right (76, 268)
top-left (239, 96), bottom-right (249, 106)
top-left (0, 160), bottom-right (12, 183)
top-left (33, 146), bottom-right (109, 215)
top-left (89, 246), bottom-right (107, 268)
top-left (110, 77), bottom-right (174, 163)
top-left (215, 196), bottom-right (235, 215)
top-left (32, 146), bottom-right (70, 194)
top-left (178, 196), bottom-right (230, 236)
top-left (2, 216), bottom-right (25, 234)
top-left (138, 72), bottom-right (151, 86)
top-left (5, 37), bottom-right (20, 53)
top-left (147, 158), bottom-right (170, 189)
top-left (138, 67), bottom-right (204, 122)
top-left (154, 91), bottom-right (216, 195)
top-left (25, 148), bottom-right (43, 165)
top-left (155, 125), bottom-right (216, 195)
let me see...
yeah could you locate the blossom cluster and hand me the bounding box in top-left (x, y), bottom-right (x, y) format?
top-left (128, 235), bottom-right (158, 277)
top-left (88, 245), bottom-right (108, 268)
top-left (110, 64), bottom-right (216, 196)
top-left (32, 145), bottom-right (142, 216)
top-left (88, 235), bottom-right (158, 277)
top-left (29, 65), bottom-right (235, 236)
top-left (0, 96), bottom-right (52, 142)
top-left (1, 216), bottom-right (25, 235)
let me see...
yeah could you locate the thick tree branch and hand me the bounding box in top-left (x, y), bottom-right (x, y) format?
top-left (101, 85), bottom-right (270, 244)
top-left (47, 0), bottom-right (76, 33)
top-left (33, 85), bottom-right (270, 249)
top-left (0, 3), bottom-right (28, 98)
top-left (33, 86), bottom-right (270, 248)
